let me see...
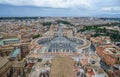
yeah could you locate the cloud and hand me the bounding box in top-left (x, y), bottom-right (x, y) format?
top-left (0, 0), bottom-right (119, 10)
top-left (102, 7), bottom-right (120, 11)
top-left (0, 0), bottom-right (93, 8)
top-left (0, 0), bottom-right (120, 17)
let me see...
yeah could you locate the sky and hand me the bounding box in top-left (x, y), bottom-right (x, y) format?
top-left (0, 0), bottom-right (120, 17)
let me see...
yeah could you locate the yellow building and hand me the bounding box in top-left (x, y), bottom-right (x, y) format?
top-left (0, 56), bottom-right (12, 77)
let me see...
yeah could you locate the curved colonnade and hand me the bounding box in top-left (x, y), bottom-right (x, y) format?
top-left (34, 36), bottom-right (91, 53)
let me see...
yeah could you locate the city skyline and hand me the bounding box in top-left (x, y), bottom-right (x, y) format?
top-left (0, 0), bottom-right (120, 17)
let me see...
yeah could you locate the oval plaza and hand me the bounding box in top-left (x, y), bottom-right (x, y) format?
top-left (33, 24), bottom-right (91, 55)
top-left (27, 24), bottom-right (95, 77)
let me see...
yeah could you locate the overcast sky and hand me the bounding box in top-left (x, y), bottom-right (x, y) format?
top-left (0, 0), bottom-right (120, 17)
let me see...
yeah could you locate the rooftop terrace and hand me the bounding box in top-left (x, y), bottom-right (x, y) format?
top-left (50, 57), bottom-right (75, 77)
